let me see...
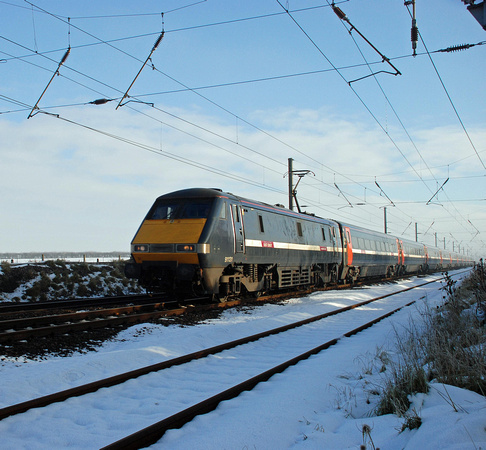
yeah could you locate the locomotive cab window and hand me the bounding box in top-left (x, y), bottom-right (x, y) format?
top-left (219, 201), bottom-right (227, 219)
top-left (147, 199), bottom-right (213, 220)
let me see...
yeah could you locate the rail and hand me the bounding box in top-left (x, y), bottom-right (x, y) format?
top-left (0, 276), bottom-right (442, 422)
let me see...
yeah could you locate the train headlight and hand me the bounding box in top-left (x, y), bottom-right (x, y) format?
top-left (176, 244), bottom-right (195, 252)
top-left (133, 244), bottom-right (150, 252)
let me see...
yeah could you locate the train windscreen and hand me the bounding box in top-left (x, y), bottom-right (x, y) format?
top-left (147, 199), bottom-right (214, 220)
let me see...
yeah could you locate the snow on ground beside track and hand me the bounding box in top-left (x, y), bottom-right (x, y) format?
top-left (1, 270), bottom-right (485, 449)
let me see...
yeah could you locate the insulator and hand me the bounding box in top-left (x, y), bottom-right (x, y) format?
top-left (444, 43), bottom-right (473, 52)
top-left (411, 26), bottom-right (418, 43)
top-left (152, 32), bottom-right (165, 51)
top-left (60, 47), bottom-right (71, 65)
top-left (90, 98), bottom-right (111, 105)
top-left (332, 6), bottom-right (347, 20)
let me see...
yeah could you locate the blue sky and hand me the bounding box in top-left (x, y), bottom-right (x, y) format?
top-left (0, 0), bottom-right (485, 257)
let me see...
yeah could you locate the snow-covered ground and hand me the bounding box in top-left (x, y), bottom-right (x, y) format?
top-left (1, 270), bottom-right (484, 449)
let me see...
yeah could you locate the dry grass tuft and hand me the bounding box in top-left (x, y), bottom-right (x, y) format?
top-left (376, 261), bottom-right (486, 418)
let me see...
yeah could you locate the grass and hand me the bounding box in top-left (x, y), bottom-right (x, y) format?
top-left (376, 261), bottom-right (486, 420)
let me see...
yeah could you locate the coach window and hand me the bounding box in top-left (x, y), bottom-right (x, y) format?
top-left (297, 222), bottom-right (303, 237)
top-left (321, 227), bottom-right (326, 241)
top-left (258, 214), bottom-right (265, 233)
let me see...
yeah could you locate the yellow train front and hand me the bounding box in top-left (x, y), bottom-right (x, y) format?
top-left (124, 188), bottom-right (229, 296)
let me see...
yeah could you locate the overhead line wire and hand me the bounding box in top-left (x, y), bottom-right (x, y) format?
top-left (22, 0), bottom-right (386, 203)
top-left (275, 1), bottom-right (434, 197)
top-left (0, 35), bottom-right (285, 172)
top-left (53, 114), bottom-right (286, 193)
top-left (0, 3), bottom-right (351, 63)
top-left (335, 13), bottom-right (437, 193)
top-left (12, 1), bottom-right (423, 235)
top-left (20, 1), bottom-right (288, 170)
top-left (405, 4), bottom-right (485, 172)
top-left (326, 2), bottom-right (453, 237)
top-left (274, 1), bottom-right (422, 229)
top-left (403, 4), bottom-right (485, 238)
top-left (15, 1), bottom-right (482, 241)
top-left (278, 0), bottom-right (480, 241)
top-left (2, 92), bottom-right (287, 194)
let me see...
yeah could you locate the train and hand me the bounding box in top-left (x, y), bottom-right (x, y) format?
top-left (124, 188), bottom-right (474, 299)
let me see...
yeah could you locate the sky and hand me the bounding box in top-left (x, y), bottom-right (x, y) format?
top-left (1, 271), bottom-right (485, 448)
top-left (1, 0), bottom-right (485, 256)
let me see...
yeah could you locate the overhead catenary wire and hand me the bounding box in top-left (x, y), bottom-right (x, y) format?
top-left (325, 0), bottom-right (482, 241)
top-left (404, 3), bottom-right (486, 172)
top-left (0, 35), bottom-right (287, 174)
top-left (274, 1), bottom-right (436, 234)
top-left (275, 0), bottom-right (441, 199)
top-left (401, 3), bottom-right (485, 240)
top-left (25, 103), bottom-right (288, 195)
top-left (324, 2), bottom-right (472, 241)
top-left (2, 1), bottom-right (482, 250)
top-left (18, 0), bottom-right (391, 204)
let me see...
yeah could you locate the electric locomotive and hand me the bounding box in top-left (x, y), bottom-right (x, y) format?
top-left (125, 188), bottom-right (343, 299)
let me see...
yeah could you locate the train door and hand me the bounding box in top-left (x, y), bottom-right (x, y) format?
top-left (330, 226), bottom-right (337, 254)
top-left (231, 204), bottom-right (245, 253)
top-left (344, 226), bottom-right (353, 265)
top-left (397, 239), bottom-right (405, 268)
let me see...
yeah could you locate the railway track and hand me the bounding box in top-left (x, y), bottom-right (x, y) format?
top-left (0, 294), bottom-right (205, 344)
top-left (0, 293), bottom-right (169, 316)
top-left (0, 274), bottom-right (424, 344)
top-left (0, 287), bottom-right (330, 344)
top-left (0, 275), bottom-right (447, 448)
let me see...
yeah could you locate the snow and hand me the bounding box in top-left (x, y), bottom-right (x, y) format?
top-left (1, 270), bottom-right (485, 449)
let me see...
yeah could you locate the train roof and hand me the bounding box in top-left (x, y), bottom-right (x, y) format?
top-left (156, 188), bottom-right (228, 200)
top-left (156, 188), bottom-right (337, 225)
top-left (152, 189), bottom-right (474, 261)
